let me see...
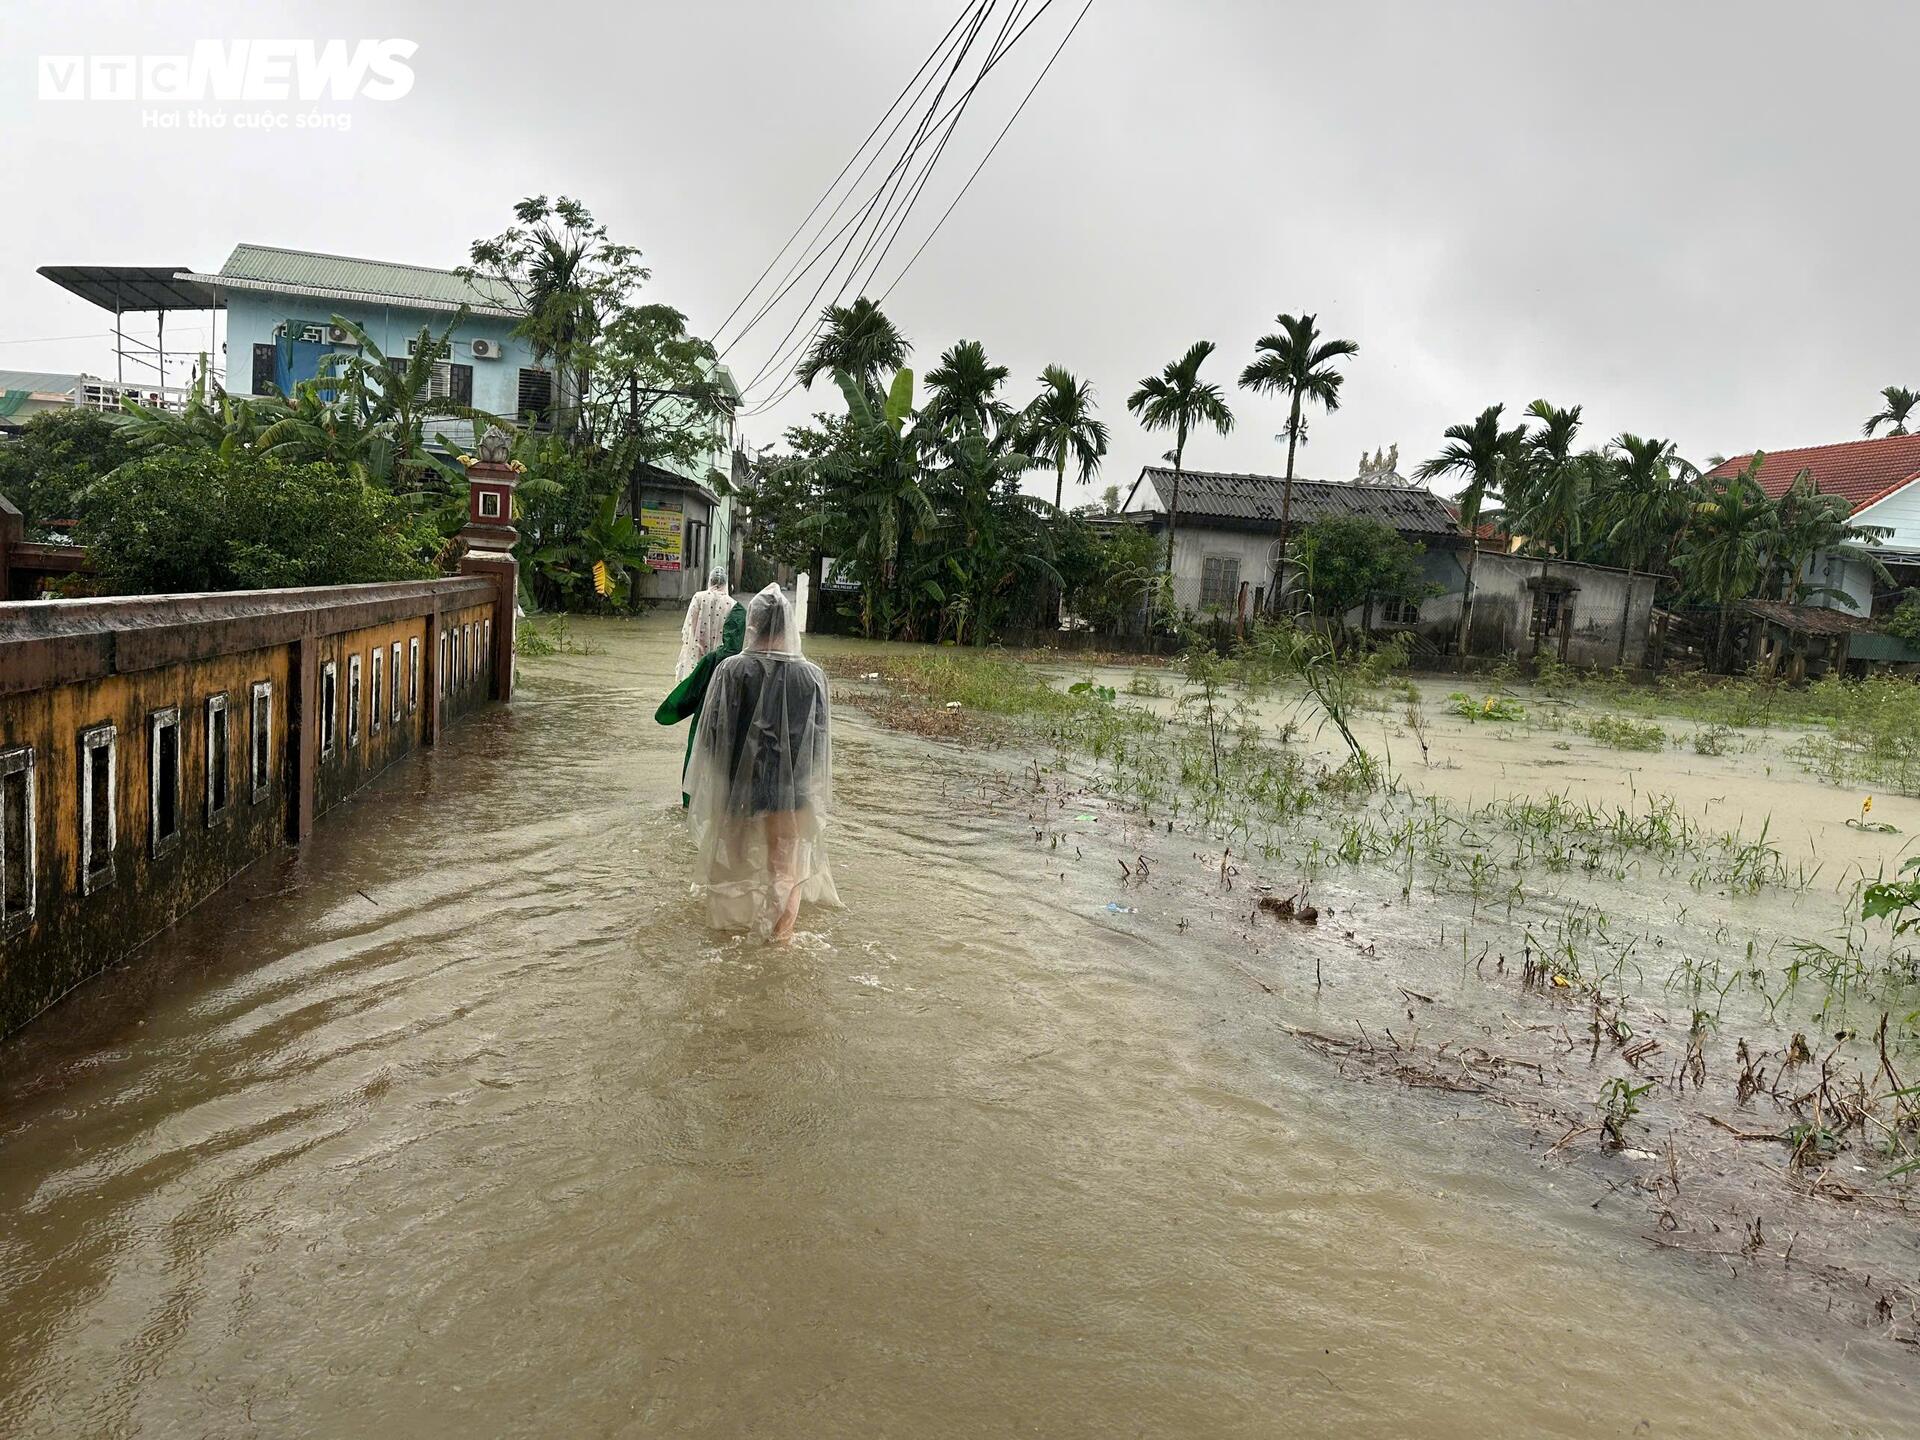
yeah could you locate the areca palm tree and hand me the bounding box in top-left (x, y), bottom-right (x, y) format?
top-left (1602, 433), bottom-right (1692, 666)
top-left (1020, 366), bottom-right (1109, 510)
top-left (1237, 312), bottom-right (1359, 564)
top-left (1127, 340), bottom-right (1235, 573)
top-left (1675, 454), bottom-right (1779, 671)
top-left (922, 338), bottom-right (1012, 439)
top-left (1515, 399), bottom-right (1590, 657)
top-left (1864, 385), bottom-right (1920, 438)
top-left (1415, 404), bottom-right (1526, 656)
top-left (795, 297), bottom-right (911, 394)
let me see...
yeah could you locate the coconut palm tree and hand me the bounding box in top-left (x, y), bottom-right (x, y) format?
top-left (1020, 366), bottom-right (1109, 510)
top-left (1674, 454), bottom-right (1780, 671)
top-left (1864, 385), bottom-right (1920, 438)
top-left (1515, 399), bottom-right (1590, 657)
top-left (1602, 434), bottom-right (1692, 667)
top-left (1127, 341), bottom-right (1235, 574)
top-left (1416, 404), bottom-right (1526, 656)
top-left (795, 297), bottom-right (911, 395)
top-left (1237, 312), bottom-right (1359, 565)
top-left (922, 339), bottom-right (1012, 439)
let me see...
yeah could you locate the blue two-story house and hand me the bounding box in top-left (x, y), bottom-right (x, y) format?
top-left (172, 243), bottom-right (738, 601)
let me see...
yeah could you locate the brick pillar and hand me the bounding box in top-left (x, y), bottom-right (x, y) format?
top-left (456, 427), bottom-right (521, 703)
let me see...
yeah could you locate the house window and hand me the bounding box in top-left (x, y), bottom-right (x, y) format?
top-left (250, 681), bottom-right (273, 801)
top-left (149, 707), bottom-right (183, 856)
top-left (348, 654), bottom-right (363, 748)
top-left (251, 342), bottom-right (278, 397)
top-left (1200, 555), bottom-right (1240, 610)
top-left (391, 642), bottom-right (403, 724)
top-left (1, 746), bottom-right (35, 932)
top-left (449, 363), bottom-right (473, 408)
top-left (1380, 595), bottom-right (1421, 626)
top-left (686, 517), bottom-right (709, 579)
top-left (408, 637), bottom-right (421, 713)
top-left (78, 723), bottom-right (116, 894)
top-left (517, 367), bottom-right (553, 428)
top-left (205, 694), bottom-right (231, 821)
top-left (321, 661), bottom-right (339, 757)
top-left (1536, 590), bottom-right (1572, 636)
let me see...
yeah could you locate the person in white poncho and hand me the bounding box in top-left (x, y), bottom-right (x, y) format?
top-left (675, 567), bottom-right (736, 682)
top-left (685, 585), bottom-right (839, 941)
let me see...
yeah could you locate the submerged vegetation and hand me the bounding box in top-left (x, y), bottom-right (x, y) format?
top-left (822, 636), bottom-right (1920, 1209)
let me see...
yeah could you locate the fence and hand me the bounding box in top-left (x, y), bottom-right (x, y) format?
top-left (0, 449), bottom-right (523, 1038)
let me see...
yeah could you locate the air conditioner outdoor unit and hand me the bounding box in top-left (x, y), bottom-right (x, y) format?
top-left (327, 323), bottom-right (354, 345)
top-left (470, 337), bottom-right (501, 360)
top-left (299, 324), bottom-right (327, 344)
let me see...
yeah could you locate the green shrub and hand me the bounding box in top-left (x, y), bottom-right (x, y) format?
top-left (0, 407), bottom-right (133, 531)
top-left (1692, 723), bottom-right (1737, 756)
top-left (80, 450), bottom-right (438, 594)
top-left (1449, 692), bottom-right (1525, 722)
top-left (1581, 714), bottom-right (1666, 751)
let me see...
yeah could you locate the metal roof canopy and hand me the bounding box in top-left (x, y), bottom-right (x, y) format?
top-left (37, 266), bottom-right (225, 313)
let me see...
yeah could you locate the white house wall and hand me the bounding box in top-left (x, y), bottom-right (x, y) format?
top-left (1853, 479), bottom-right (1920, 550)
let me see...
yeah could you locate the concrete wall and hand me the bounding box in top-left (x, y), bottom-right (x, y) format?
top-left (632, 482), bottom-right (722, 605)
top-left (0, 576), bottom-right (507, 1037)
top-left (1418, 551), bottom-right (1656, 667)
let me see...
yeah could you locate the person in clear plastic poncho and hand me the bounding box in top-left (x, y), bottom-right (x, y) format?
top-left (686, 585), bottom-right (839, 940)
top-left (675, 566), bottom-right (735, 682)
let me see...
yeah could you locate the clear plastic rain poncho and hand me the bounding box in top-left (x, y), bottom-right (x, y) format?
top-left (675, 567), bottom-right (736, 682)
top-left (686, 585), bottom-right (839, 937)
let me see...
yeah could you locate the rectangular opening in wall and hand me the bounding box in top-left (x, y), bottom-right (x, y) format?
top-left (479, 489), bottom-right (502, 519)
top-left (348, 654), bottom-right (362, 749)
top-left (371, 648), bottom-right (385, 735)
top-left (321, 661), bottom-right (338, 757)
top-left (206, 693), bottom-right (231, 820)
top-left (79, 722), bottom-right (116, 893)
top-left (1, 746), bottom-right (35, 932)
top-left (250, 681), bottom-right (273, 802)
top-left (391, 642), bottom-right (403, 724)
top-left (408, 637), bottom-right (420, 713)
top-left (150, 706), bottom-right (182, 855)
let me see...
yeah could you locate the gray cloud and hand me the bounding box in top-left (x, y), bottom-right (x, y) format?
top-left (5, 0), bottom-right (1915, 497)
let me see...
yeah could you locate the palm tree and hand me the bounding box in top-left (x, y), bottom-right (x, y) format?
top-left (811, 366), bottom-right (935, 638)
top-left (1602, 434), bottom-right (1692, 666)
top-left (1127, 341), bottom-right (1235, 574)
top-left (1675, 454), bottom-right (1779, 671)
top-left (1767, 469), bottom-right (1891, 607)
top-left (1864, 386), bottom-right (1920, 438)
top-left (1416, 404), bottom-right (1526, 657)
top-left (922, 339), bottom-right (1012, 439)
top-left (1238, 312), bottom-right (1360, 569)
top-left (796, 297), bottom-right (911, 394)
top-left (1516, 399), bottom-right (1590, 657)
top-left (1020, 366), bottom-right (1109, 510)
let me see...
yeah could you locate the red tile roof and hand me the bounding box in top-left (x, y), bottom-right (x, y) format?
top-left (1703, 433), bottom-right (1920, 515)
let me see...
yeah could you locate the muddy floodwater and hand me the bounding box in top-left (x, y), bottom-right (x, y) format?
top-left (4, 614), bottom-right (1918, 1438)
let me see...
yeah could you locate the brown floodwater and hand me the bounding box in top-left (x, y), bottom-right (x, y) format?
top-left (2, 615), bottom-right (1916, 1438)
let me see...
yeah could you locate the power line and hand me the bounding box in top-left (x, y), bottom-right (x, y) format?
top-left (728, 1), bottom-right (1002, 399)
top-left (742, 0), bottom-right (1091, 420)
top-left (714, 0), bottom-right (989, 355)
top-left (737, 0), bottom-right (1067, 413)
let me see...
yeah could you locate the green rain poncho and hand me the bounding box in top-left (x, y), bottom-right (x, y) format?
top-left (655, 599), bottom-right (746, 805)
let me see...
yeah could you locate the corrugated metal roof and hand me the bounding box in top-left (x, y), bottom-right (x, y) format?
top-left (1138, 467), bottom-right (1459, 535)
top-left (1736, 599), bottom-right (1878, 636)
top-left (0, 370), bottom-right (89, 395)
top-left (178, 244), bottom-right (522, 318)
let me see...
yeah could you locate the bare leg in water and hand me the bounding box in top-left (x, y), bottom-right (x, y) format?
top-left (764, 810), bottom-right (805, 942)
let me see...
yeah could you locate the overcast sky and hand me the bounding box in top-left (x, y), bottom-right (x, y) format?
top-left (6, 1), bottom-right (1918, 502)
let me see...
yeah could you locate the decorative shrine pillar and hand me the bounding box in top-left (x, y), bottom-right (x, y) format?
top-left (457, 425), bottom-right (522, 702)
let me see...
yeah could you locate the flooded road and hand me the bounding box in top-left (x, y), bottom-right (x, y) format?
top-left (3, 615), bottom-right (1915, 1438)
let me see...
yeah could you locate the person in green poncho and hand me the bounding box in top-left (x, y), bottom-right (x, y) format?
top-left (655, 597), bottom-right (747, 805)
